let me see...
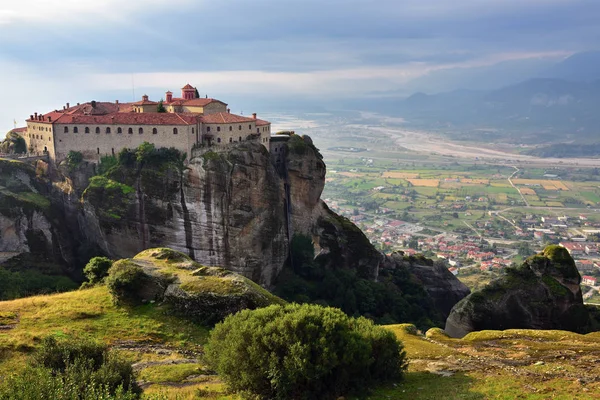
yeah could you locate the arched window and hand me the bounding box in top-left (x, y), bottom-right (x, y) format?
top-left (207, 126), bottom-right (211, 132)
top-left (139, 127), bottom-right (143, 134)
top-left (106, 127), bottom-right (111, 134)
top-left (248, 125), bottom-right (251, 130)
top-left (128, 128), bottom-right (133, 134)
top-left (73, 127), bottom-right (78, 133)
top-left (85, 127), bottom-right (90, 133)
top-left (217, 138), bottom-right (221, 143)
top-left (152, 128), bottom-right (157, 134)
top-left (192, 128), bottom-right (195, 134)
top-left (217, 126), bottom-right (221, 132)
top-left (173, 128), bottom-right (178, 135)
top-left (64, 127), bottom-right (68, 133)
top-left (95, 127), bottom-right (100, 134)
top-left (229, 137), bottom-right (232, 143)
top-left (229, 126), bottom-right (232, 131)
top-left (238, 125), bottom-right (242, 130)
top-left (239, 136), bottom-right (242, 142)
top-left (257, 128), bottom-right (260, 133)
top-left (117, 127), bottom-right (122, 134)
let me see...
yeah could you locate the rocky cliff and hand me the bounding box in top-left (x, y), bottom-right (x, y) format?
top-left (0, 159), bottom-right (74, 265)
top-left (0, 137), bottom-right (469, 324)
top-left (445, 245), bottom-right (590, 338)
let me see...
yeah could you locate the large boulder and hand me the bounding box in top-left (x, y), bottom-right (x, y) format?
top-left (445, 245), bottom-right (590, 338)
top-left (106, 248), bottom-right (285, 324)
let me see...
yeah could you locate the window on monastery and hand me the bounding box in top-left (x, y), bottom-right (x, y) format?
top-left (128, 128), bottom-right (133, 134)
top-left (106, 127), bottom-right (111, 134)
top-left (152, 128), bottom-right (157, 134)
top-left (217, 127), bottom-right (221, 132)
top-left (217, 138), bottom-right (221, 143)
top-left (85, 127), bottom-right (90, 133)
top-left (257, 128), bottom-right (260, 133)
top-left (95, 127), bottom-right (100, 134)
top-left (97, 148), bottom-right (100, 154)
top-left (139, 128), bottom-right (143, 134)
top-left (117, 127), bottom-right (122, 134)
top-left (173, 128), bottom-right (178, 135)
top-left (249, 125), bottom-right (251, 130)
top-left (207, 127), bottom-right (211, 132)
top-left (238, 125), bottom-right (242, 130)
top-left (192, 128), bottom-right (194, 134)
top-left (239, 136), bottom-right (242, 142)
top-left (229, 126), bottom-right (232, 131)
top-left (229, 138), bottom-right (232, 143)
top-left (64, 127), bottom-right (68, 133)
top-left (74, 127), bottom-right (78, 133)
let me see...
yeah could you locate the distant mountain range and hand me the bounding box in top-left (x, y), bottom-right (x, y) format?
top-left (351, 52), bottom-right (600, 144)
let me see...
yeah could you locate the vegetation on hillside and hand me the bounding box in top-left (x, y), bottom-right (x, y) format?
top-left (274, 234), bottom-right (441, 330)
top-left (0, 336), bottom-right (141, 399)
top-left (205, 303), bottom-right (407, 400)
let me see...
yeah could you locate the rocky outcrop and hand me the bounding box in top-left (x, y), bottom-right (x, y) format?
top-left (81, 142), bottom-right (289, 286)
top-left (0, 159), bottom-right (74, 266)
top-left (108, 248), bottom-right (284, 324)
top-left (445, 246), bottom-right (590, 338)
top-left (382, 252), bottom-right (471, 321)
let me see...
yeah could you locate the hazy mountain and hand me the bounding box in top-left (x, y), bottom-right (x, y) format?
top-left (369, 78), bottom-right (600, 144)
top-left (541, 51), bottom-right (600, 82)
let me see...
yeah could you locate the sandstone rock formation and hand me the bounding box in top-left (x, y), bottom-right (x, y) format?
top-left (445, 245), bottom-right (590, 338)
top-left (107, 247), bottom-right (284, 323)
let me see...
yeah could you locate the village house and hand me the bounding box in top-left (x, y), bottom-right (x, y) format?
top-left (582, 276), bottom-right (597, 286)
top-left (20, 84), bottom-right (272, 163)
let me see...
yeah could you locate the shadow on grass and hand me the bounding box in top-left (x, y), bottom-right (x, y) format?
top-left (370, 371), bottom-right (485, 400)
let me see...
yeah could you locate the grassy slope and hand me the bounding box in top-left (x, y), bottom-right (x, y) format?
top-left (1, 289), bottom-right (600, 399)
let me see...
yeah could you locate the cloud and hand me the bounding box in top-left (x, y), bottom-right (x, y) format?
top-left (1, 0), bottom-right (599, 134)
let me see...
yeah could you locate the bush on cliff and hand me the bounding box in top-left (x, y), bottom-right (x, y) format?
top-left (204, 303), bottom-right (407, 400)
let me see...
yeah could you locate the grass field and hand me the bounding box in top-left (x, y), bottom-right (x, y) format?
top-left (1, 287), bottom-right (599, 399)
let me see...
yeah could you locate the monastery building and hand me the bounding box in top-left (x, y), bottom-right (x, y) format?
top-left (21, 84), bottom-right (271, 163)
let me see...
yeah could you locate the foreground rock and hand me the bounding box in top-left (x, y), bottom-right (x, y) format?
top-left (107, 248), bottom-right (285, 323)
top-left (445, 246), bottom-right (590, 338)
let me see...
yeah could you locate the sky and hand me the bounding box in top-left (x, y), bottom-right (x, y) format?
top-left (1, 0), bottom-right (599, 134)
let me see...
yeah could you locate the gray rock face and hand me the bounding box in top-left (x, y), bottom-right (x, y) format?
top-left (82, 142), bottom-right (289, 286)
top-left (0, 159), bottom-right (74, 266)
top-left (445, 246), bottom-right (590, 338)
top-left (381, 252), bottom-right (471, 321)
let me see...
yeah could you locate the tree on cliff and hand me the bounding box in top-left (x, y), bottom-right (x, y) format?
top-left (156, 99), bottom-right (166, 113)
top-left (194, 87), bottom-right (200, 98)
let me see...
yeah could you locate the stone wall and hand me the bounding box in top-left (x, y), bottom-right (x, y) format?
top-left (53, 123), bottom-right (198, 162)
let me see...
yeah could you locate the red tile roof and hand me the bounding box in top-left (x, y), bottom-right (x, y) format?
top-left (11, 127), bottom-right (27, 133)
top-left (182, 84), bottom-right (194, 90)
top-left (201, 112), bottom-right (256, 124)
top-left (182, 98), bottom-right (226, 107)
top-left (132, 100), bottom-right (158, 106)
top-left (255, 118), bottom-right (270, 126)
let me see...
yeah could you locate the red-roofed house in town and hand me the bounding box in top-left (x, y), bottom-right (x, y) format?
top-left (582, 276), bottom-right (597, 286)
top-left (20, 84), bottom-right (272, 163)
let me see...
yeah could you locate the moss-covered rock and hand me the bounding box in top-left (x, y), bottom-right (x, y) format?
top-left (107, 248), bottom-right (284, 324)
top-left (445, 246), bottom-right (590, 338)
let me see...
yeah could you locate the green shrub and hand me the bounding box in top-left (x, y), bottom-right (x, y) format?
top-left (204, 303), bottom-right (407, 400)
top-left (66, 151), bottom-right (83, 170)
top-left (83, 256), bottom-right (113, 284)
top-left (105, 260), bottom-right (147, 305)
top-left (0, 336), bottom-right (141, 399)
